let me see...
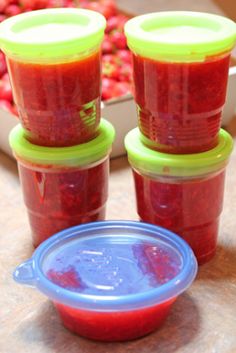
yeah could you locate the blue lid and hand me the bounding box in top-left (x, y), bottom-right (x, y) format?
top-left (13, 221), bottom-right (197, 311)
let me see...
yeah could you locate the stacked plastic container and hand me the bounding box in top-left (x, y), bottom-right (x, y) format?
top-left (0, 8), bottom-right (115, 246)
top-left (125, 11), bottom-right (236, 264)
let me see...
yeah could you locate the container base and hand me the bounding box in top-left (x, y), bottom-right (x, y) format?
top-left (54, 298), bottom-right (176, 342)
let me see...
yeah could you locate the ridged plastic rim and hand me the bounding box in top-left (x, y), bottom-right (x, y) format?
top-left (125, 11), bottom-right (236, 62)
top-left (125, 128), bottom-right (233, 177)
top-left (0, 8), bottom-right (106, 62)
top-left (9, 118), bottom-right (115, 167)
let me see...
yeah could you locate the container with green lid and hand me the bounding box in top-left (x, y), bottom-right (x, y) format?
top-left (125, 127), bottom-right (233, 265)
top-left (124, 11), bottom-right (236, 154)
top-left (9, 118), bottom-right (115, 247)
top-left (0, 8), bottom-right (106, 63)
top-left (0, 8), bottom-right (106, 147)
top-left (124, 11), bottom-right (236, 63)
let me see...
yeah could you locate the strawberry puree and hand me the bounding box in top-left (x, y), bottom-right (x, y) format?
top-left (132, 54), bottom-right (230, 153)
top-left (18, 158), bottom-right (109, 246)
top-left (133, 169), bottom-right (226, 264)
top-left (7, 51), bottom-right (101, 146)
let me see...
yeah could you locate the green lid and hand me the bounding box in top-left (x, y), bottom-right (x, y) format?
top-left (9, 118), bottom-right (115, 167)
top-left (0, 8), bottom-right (106, 62)
top-left (125, 128), bottom-right (233, 177)
top-left (125, 11), bottom-right (236, 62)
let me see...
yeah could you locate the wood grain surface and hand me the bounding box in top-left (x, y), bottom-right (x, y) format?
top-left (0, 142), bottom-right (236, 353)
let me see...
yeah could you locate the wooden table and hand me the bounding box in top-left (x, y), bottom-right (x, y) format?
top-left (1, 137), bottom-right (236, 352)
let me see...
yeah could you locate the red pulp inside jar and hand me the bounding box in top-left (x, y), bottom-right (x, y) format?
top-left (45, 239), bottom-right (182, 341)
top-left (54, 298), bottom-right (176, 342)
top-left (133, 169), bottom-right (226, 264)
top-left (7, 51), bottom-right (101, 147)
top-left (132, 53), bottom-right (230, 154)
top-left (18, 158), bottom-right (109, 247)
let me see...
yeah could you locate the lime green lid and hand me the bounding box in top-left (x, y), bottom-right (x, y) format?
top-left (125, 128), bottom-right (233, 177)
top-left (9, 118), bottom-right (115, 167)
top-left (125, 11), bottom-right (236, 62)
top-left (0, 8), bottom-right (106, 62)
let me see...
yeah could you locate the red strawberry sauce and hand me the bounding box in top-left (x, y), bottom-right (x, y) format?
top-left (46, 240), bottom-right (180, 341)
top-left (18, 158), bottom-right (109, 246)
top-left (133, 169), bottom-right (226, 264)
top-left (7, 51), bottom-right (101, 146)
top-left (132, 53), bottom-right (230, 153)
top-left (54, 298), bottom-right (175, 341)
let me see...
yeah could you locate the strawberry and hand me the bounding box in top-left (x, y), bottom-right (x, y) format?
top-left (0, 99), bottom-right (13, 114)
top-left (4, 4), bottom-right (21, 16)
top-left (0, 73), bottom-right (13, 102)
top-left (0, 52), bottom-right (7, 78)
top-left (116, 49), bottom-right (132, 64)
top-left (110, 31), bottom-right (127, 50)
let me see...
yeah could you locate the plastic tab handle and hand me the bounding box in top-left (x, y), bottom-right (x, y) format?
top-left (13, 259), bottom-right (36, 287)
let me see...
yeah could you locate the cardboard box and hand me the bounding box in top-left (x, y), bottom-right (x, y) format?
top-left (214, 0), bottom-right (236, 22)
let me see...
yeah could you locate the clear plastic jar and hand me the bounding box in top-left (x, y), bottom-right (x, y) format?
top-left (125, 11), bottom-right (236, 153)
top-left (125, 127), bottom-right (233, 264)
top-left (0, 8), bottom-right (106, 146)
top-left (9, 118), bottom-right (115, 246)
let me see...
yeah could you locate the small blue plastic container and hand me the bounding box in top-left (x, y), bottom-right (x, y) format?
top-left (13, 221), bottom-right (197, 342)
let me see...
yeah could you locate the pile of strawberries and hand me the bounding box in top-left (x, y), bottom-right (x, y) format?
top-left (0, 0), bottom-right (132, 115)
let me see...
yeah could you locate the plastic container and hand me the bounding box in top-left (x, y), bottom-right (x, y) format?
top-left (125, 11), bottom-right (236, 154)
top-left (9, 118), bottom-right (115, 247)
top-left (13, 221), bottom-right (197, 342)
top-left (0, 8), bottom-right (106, 146)
top-left (125, 128), bottom-right (233, 265)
